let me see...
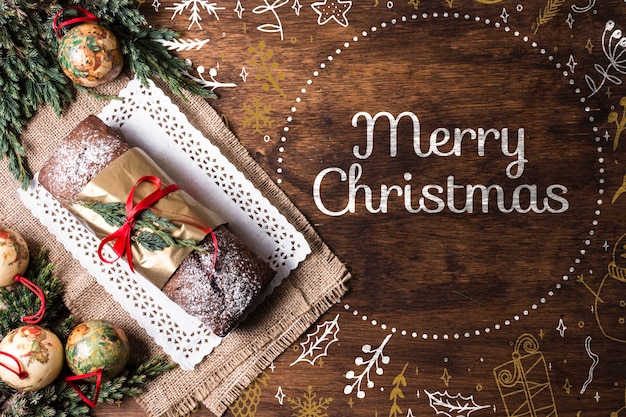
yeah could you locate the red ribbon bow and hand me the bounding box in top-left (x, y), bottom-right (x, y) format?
top-left (14, 275), bottom-right (46, 324)
top-left (53, 6), bottom-right (102, 39)
top-left (0, 351), bottom-right (28, 380)
top-left (97, 175), bottom-right (218, 275)
top-left (65, 368), bottom-right (103, 407)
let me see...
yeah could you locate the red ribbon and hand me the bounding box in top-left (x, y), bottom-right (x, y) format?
top-left (65, 368), bottom-right (103, 407)
top-left (97, 175), bottom-right (218, 275)
top-left (0, 351), bottom-right (28, 380)
top-left (53, 6), bottom-right (102, 39)
top-left (14, 276), bottom-right (46, 325)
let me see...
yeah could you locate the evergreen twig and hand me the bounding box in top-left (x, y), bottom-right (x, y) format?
top-left (78, 200), bottom-right (206, 253)
top-left (0, 0), bottom-right (216, 188)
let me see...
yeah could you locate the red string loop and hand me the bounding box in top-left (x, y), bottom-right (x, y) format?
top-left (53, 6), bottom-right (101, 39)
top-left (14, 275), bottom-right (46, 325)
top-left (0, 351), bottom-right (28, 380)
top-left (97, 176), bottom-right (218, 275)
top-left (65, 368), bottom-right (103, 407)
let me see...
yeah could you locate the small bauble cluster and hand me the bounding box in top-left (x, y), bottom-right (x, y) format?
top-left (0, 227), bottom-right (131, 404)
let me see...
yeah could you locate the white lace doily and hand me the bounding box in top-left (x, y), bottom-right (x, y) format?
top-left (18, 78), bottom-right (310, 370)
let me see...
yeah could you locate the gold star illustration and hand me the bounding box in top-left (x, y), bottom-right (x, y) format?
top-left (585, 38), bottom-right (594, 54)
top-left (440, 367), bottom-right (452, 387)
top-left (564, 378), bottom-right (572, 394)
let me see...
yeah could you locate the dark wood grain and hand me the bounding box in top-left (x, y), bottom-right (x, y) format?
top-left (95, 1), bottom-right (626, 416)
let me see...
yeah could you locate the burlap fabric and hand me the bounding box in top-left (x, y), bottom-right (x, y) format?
top-left (0, 76), bottom-right (350, 417)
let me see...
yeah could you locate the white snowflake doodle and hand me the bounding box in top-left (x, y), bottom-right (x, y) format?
top-left (344, 333), bottom-right (392, 399)
top-left (167, 0), bottom-right (225, 30)
top-left (311, 0), bottom-right (352, 27)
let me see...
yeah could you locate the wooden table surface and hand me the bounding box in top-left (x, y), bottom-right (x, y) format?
top-left (96, 0), bottom-right (626, 416)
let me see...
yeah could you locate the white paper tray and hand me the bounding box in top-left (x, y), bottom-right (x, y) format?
top-left (18, 78), bottom-right (310, 370)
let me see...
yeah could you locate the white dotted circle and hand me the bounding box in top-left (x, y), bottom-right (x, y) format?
top-left (279, 12), bottom-right (602, 340)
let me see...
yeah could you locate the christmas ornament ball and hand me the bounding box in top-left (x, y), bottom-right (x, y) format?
top-left (0, 228), bottom-right (29, 287)
top-left (65, 320), bottom-right (130, 381)
top-left (0, 325), bottom-right (64, 391)
top-left (58, 23), bottom-right (123, 87)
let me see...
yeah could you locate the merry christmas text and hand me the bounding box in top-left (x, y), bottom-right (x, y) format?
top-left (312, 111), bottom-right (569, 216)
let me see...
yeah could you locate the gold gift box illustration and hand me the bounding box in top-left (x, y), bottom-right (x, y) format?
top-left (493, 334), bottom-right (558, 417)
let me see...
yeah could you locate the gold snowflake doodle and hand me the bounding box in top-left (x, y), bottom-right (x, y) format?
top-left (242, 97), bottom-right (274, 135)
top-left (287, 386), bottom-right (333, 417)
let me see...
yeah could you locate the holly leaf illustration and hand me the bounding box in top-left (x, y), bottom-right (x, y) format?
top-left (424, 390), bottom-right (490, 417)
top-left (290, 314), bottom-right (340, 366)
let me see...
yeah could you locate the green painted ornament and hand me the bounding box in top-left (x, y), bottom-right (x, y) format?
top-left (54, 7), bottom-right (123, 87)
top-left (65, 320), bottom-right (130, 381)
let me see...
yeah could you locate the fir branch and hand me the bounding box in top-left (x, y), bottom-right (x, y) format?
top-left (0, 1), bottom-right (216, 188)
top-left (77, 201), bottom-right (206, 253)
top-left (98, 355), bottom-right (176, 403)
top-left (533, 0), bottom-right (565, 34)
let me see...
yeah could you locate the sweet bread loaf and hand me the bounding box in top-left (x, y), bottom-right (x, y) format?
top-left (38, 115), bottom-right (275, 337)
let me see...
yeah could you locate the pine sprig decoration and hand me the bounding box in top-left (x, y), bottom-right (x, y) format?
top-left (1, 0), bottom-right (216, 189)
top-left (0, 248), bottom-right (177, 416)
top-left (78, 201), bottom-right (206, 252)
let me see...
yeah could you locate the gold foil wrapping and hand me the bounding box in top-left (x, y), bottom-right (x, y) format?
top-left (70, 148), bottom-right (224, 289)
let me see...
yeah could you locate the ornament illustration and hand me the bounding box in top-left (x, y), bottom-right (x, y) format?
top-left (588, 233), bottom-right (626, 343)
top-left (493, 334), bottom-right (558, 417)
top-left (424, 390), bottom-right (491, 417)
top-left (580, 336), bottom-right (599, 395)
top-left (344, 333), bottom-right (392, 399)
top-left (533, 0), bottom-right (565, 34)
top-left (389, 363), bottom-right (409, 417)
top-left (229, 372), bottom-right (270, 417)
top-left (0, 228), bottom-right (29, 287)
top-left (287, 385), bottom-right (333, 417)
top-left (167, 0), bottom-right (225, 30)
top-left (0, 325), bottom-right (64, 391)
top-left (311, 0), bottom-right (352, 27)
top-left (585, 20), bottom-right (626, 97)
top-left (65, 320), bottom-right (130, 381)
top-left (253, 0), bottom-right (290, 40)
top-left (608, 97), bottom-right (626, 151)
top-left (290, 313), bottom-right (340, 366)
top-left (157, 37), bottom-right (210, 52)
